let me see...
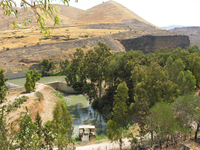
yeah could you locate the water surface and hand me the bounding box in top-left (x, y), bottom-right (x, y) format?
top-left (64, 93), bottom-right (107, 137)
top-left (8, 76), bottom-right (66, 87)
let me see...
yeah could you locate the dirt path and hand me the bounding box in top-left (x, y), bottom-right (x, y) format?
top-left (75, 138), bottom-right (131, 150)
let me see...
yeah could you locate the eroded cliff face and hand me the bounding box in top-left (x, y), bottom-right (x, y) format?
top-left (120, 35), bottom-right (190, 54)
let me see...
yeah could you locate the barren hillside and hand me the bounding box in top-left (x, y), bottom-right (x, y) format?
top-left (0, 5), bottom-right (83, 30)
top-left (71, 1), bottom-right (155, 27)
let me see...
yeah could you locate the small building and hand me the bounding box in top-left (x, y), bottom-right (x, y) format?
top-left (79, 125), bottom-right (95, 142)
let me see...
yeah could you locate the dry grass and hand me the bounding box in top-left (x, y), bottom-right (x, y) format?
top-left (0, 27), bottom-right (125, 51)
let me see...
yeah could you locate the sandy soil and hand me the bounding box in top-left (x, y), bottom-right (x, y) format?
top-left (75, 138), bottom-right (131, 150)
top-left (4, 83), bottom-right (59, 126)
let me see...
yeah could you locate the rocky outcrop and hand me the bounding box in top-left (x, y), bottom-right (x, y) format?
top-left (120, 35), bottom-right (190, 53)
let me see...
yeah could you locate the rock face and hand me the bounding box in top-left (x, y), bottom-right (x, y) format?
top-left (120, 35), bottom-right (190, 53)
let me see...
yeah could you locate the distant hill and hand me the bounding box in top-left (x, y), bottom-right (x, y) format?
top-left (70, 1), bottom-right (156, 27)
top-left (0, 5), bottom-right (84, 30)
top-left (162, 25), bottom-right (185, 30)
top-left (170, 26), bottom-right (200, 47)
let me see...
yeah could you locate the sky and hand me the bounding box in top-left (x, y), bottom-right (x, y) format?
top-left (16, 0), bottom-right (200, 27)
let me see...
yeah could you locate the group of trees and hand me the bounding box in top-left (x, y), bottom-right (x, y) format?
top-left (1, 100), bottom-right (73, 149)
top-left (0, 68), bottom-right (74, 149)
top-left (62, 42), bottom-right (200, 148)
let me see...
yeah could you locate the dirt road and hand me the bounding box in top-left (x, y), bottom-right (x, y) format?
top-left (75, 138), bottom-right (131, 150)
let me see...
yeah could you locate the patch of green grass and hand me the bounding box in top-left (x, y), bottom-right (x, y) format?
top-left (85, 35), bottom-right (89, 37)
top-left (95, 133), bottom-right (107, 141)
top-left (52, 90), bottom-right (64, 98)
top-left (66, 29), bottom-right (69, 31)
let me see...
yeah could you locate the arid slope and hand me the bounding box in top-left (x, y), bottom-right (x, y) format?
top-left (71, 1), bottom-right (154, 26)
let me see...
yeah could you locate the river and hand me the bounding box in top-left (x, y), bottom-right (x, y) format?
top-left (8, 76), bottom-right (107, 137)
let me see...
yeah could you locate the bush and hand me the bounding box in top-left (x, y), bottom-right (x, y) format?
top-left (84, 35), bottom-right (88, 37)
top-left (82, 45), bottom-right (86, 48)
top-left (35, 91), bottom-right (44, 101)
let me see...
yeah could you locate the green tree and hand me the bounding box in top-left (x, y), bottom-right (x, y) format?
top-left (171, 95), bottom-right (196, 140)
top-left (25, 72), bottom-right (33, 93)
top-left (0, 69), bottom-right (8, 104)
top-left (176, 70), bottom-right (196, 95)
top-left (39, 59), bottom-right (56, 75)
top-left (65, 48), bottom-right (86, 92)
top-left (132, 63), bottom-right (179, 118)
top-left (25, 69), bottom-right (41, 92)
top-left (107, 82), bottom-right (129, 150)
top-left (34, 111), bottom-right (43, 147)
top-left (146, 102), bottom-right (179, 147)
top-left (52, 100), bottom-right (73, 149)
top-left (60, 58), bottom-right (70, 74)
top-left (83, 41), bottom-right (112, 101)
top-left (16, 107), bottom-right (40, 149)
top-left (188, 53), bottom-right (200, 87)
top-left (43, 121), bottom-right (54, 150)
top-left (0, 106), bottom-right (10, 149)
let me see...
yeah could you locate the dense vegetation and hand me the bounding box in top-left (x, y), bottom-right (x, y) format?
top-left (0, 69), bottom-right (74, 149)
top-left (61, 42), bottom-right (200, 148)
top-left (1, 41), bottom-right (200, 149)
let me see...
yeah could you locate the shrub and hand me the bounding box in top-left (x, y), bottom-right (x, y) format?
top-left (35, 91), bottom-right (44, 101)
top-left (82, 45), bottom-right (86, 48)
top-left (66, 29), bottom-right (69, 31)
top-left (84, 35), bottom-right (88, 37)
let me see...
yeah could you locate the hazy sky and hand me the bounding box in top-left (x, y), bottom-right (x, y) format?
top-left (16, 0), bottom-right (199, 27)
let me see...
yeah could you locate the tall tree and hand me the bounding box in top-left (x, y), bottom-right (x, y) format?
top-left (132, 63), bottom-right (179, 118)
top-left (171, 95), bottom-right (196, 140)
top-left (107, 82), bottom-right (129, 150)
top-left (65, 48), bottom-right (85, 87)
top-left (0, 106), bottom-right (9, 149)
top-left (83, 41), bottom-right (112, 101)
top-left (52, 100), bottom-right (73, 149)
top-left (0, 69), bottom-right (8, 104)
top-left (39, 59), bottom-right (56, 75)
top-left (146, 102), bottom-right (179, 147)
top-left (25, 69), bottom-right (41, 92)
top-left (60, 58), bottom-right (70, 74)
top-left (16, 107), bottom-right (40, 149)
top-left (188, 53), bottom-right (200, 87)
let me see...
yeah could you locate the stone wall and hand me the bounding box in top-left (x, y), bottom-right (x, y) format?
top-left (120, 35), bottom-right (190, 54)
top-left (46, 81), bottom-right (77, 94)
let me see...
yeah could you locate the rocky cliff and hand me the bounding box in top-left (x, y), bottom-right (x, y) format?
top-left (120, 35), bottom-right (190, 53)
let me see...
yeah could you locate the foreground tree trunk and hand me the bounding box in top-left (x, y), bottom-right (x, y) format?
top-left (119, 138), bottom-right (122, 150)
top-left (195, 123), bottom-right (200, 141)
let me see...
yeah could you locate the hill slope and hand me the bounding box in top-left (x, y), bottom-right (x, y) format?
top-left (170, 27), bottom-right (200, 47)
top-left (71, 1), bottom-right (155, 26)
top-left (0, 5), bottom-right (84, 30)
